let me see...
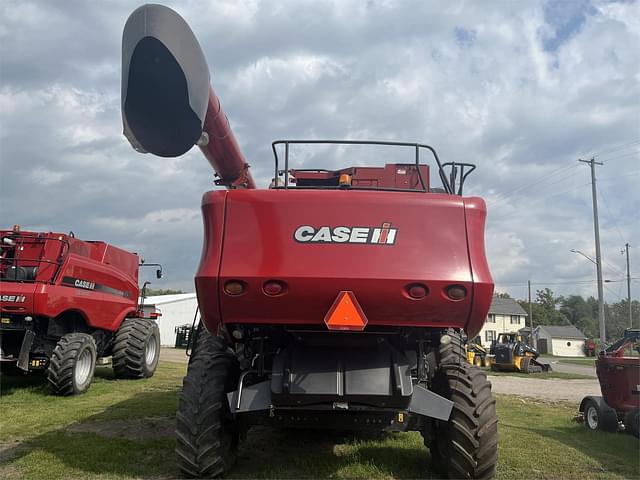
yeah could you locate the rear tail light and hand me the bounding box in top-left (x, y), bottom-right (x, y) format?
top-left (445, 285), bottom-right (467, 301)
top-left (263, 280), bottom-right (287, 296)
top-left (224, 280), bottom-right (246, 296)
top-left (406, 283), bottom-right (428, 299)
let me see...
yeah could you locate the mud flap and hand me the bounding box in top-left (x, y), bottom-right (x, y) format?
top-left (228, 380), bottom-right (271, 413)
top-left (17, 329), bottom-right (35, 371)
top-left (408, 384), bottom-right (453, 421)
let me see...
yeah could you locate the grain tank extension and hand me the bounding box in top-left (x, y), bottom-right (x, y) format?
top-left (122, 4), bottom-right (497, 478)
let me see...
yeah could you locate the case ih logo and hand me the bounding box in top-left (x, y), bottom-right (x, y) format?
top-left (294, 223), bottom-right (397, 245)
top-left (0, 295), bottom-right (26, 303)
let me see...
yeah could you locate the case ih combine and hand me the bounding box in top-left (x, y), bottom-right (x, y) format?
top-left (0, 226), bottom-right (161, 395)
top-left (122, 5), bottom-right (498, 478)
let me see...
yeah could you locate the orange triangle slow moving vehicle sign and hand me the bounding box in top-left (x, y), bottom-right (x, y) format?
top-left (324, 291), bottom-right (368, 331)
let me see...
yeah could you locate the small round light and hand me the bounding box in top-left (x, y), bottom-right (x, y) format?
top-left (25, 316), bottom-right (33, 322)
top-left (231, 329), bottom-right (243, 340)
top-left (406, 284), bottom-right (428, 299)
top-left (446, 285), bottom-right (467, 301)
top-left (224, 281), bottom-right (245, 296)
top-left (263, 280), bottom-right (286, 296)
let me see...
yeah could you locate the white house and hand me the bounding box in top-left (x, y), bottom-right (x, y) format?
top-left (139, 293), bottom-right (198, 346)
top-left (533, 325), bottom-right (586, 357)
top-left (477, 297), bottom-right (528, 346)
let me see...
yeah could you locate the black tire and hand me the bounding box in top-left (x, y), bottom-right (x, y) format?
top-left (112, 318), bottom-right (160, 379)
top-left (583, 398), bottom-right (618, 432)
top-left (583, 399), bottom-right (601, 431)
top-left (474, 355), bottom-right (483, 368)
top-left (438, 328), bottom-right (465, 365)
top-left (427, 363), bottom-right (499, 479)
top-left (175, 326), bottom-right (240, 478)
top-left (624, 409), bottom-right (639, 438)
top-left (47, 333), bottom-right (97, 396)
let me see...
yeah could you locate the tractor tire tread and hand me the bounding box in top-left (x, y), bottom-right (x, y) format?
top-left (112, 317), bottom-right (159, 379)
top-left (175, 327), bottom-right (239, 478)
top-left (47, 332), bottom-right (96, 396)
top-left (429, 362), bottom-right (498, 479)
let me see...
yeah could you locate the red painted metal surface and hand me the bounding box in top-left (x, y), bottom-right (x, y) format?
top-left (596, 356), bottom-right (640, 412)
top-left (0, 230), bottom-right (139, 331)
top-left (200, 87), bottom-right (256, 189)
top-left (291, 164), bottom-right (429, 191)
top-left (196, 188), bottom-right (492, 335)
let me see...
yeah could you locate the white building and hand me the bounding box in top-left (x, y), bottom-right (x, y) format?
top-left (533, 325), bottom-right (586, 357)
top-left (477, 297), bottom-right (528, 346)
top-left (139, 293), bottom-right (198, 346)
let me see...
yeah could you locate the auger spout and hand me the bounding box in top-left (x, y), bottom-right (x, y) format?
top-left (121, 4), bottom-right (255, 188)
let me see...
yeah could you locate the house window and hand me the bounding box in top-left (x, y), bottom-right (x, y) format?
top-left (485, 330), bottom-right (496, 342)
top-left (487, 314), bottom-right (495, 323)
top-left (510, 315), bottom-right (520, 324)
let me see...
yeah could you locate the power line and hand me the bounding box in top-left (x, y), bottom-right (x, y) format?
top-left (598, 189), bottom-right (625, 243)
top-left (587, 139), bottom-right (640, 157)
top-left (487, 163), bottom-right (577, 206)
top-left (599, 150), bottom-right (640, 163)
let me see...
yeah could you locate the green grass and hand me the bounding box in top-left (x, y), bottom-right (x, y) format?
top-left (486, 370), bottom-right (594, 380)
top-left (1, 362), bottom-right (638, 479)
top-left (541, 356), bottom-right (597, 367)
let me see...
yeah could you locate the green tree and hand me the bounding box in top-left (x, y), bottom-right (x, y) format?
top-left (533, 288), bottom-right (568, 326)
top-left (559, 295), bottom-right (596, 337)
top-left (494, 291), bottom-right (512, 299)
top-left (144, 288), bottom-right (184, 296)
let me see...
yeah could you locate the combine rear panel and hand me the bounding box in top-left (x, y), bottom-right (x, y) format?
top-left (197, 189), bottom-right (492, 336)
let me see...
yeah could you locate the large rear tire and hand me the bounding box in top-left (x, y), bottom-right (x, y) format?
top-left (175, 326), bottom-right (240, 478)
top-left (47, 333), bottom-right (96, 396)
top-left (427, 363), bottom-right (499, 479)
top-left (112, 318), bottom-right (160, 379)
top-left (438, 328), bottom-right (466, 365)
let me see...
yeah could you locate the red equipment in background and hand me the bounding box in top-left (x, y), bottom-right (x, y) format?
top-left (577, 329), bottom-right (640, 437)
top-left (0, 226), bottom-right (162, 395)
top-left (121, 4), bottom-right (498, 479)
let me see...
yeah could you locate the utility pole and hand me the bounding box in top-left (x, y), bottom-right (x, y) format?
top-left (528, 280), bottom-right (535, 348)
top-left (623, 243), bottom-right (632, 328)
top-left (579, 158), bottom-right (606, 344)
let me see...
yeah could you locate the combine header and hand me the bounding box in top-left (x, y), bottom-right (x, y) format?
top-left (122, 4), bottom-right (498, 478)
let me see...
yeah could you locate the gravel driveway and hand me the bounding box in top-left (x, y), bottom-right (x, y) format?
top-left (488, 375), bottom-right (601, 403)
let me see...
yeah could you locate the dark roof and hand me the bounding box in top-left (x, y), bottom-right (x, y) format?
top-left (537, 325), bottom-right (586, 339)
top-left (488, 297), bottom-right (527, 316)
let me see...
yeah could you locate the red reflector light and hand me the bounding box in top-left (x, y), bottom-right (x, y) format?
top-left (263, 280), bottom-right (287, 296)
top-left (150, 312), bottom-right (161, 319)
top-left (406, 284), bottom-right (428, 299)
top-left (446, 285), bottom-right (467, 301)
top-left (324, 291), bottom-right (368, 331)
top-left (224, 281), bottom-right (246, 296)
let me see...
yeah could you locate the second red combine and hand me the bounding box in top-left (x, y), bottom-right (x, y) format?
top-left (122, 5), bottom-right (498, 478)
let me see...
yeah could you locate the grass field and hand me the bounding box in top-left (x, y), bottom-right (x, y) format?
top-left (540, 356), bottom-right (597, 367)
top-left (486, 370), bottom-right (594, 380)
top-left (1, 362), bottom-right (638, 480)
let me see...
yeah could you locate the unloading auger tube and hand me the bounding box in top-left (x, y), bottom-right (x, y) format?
top-left (121, 4), bottom-right (255, 189)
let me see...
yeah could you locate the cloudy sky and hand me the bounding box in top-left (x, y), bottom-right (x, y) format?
top-left (1, 0), bottom-right (638, 303)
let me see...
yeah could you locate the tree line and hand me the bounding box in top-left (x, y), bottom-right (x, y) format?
top-left (496, 288), bottom-right (638, 341)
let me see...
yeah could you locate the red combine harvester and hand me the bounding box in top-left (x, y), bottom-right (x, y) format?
top-left (0, 226), bottom-right (161, 395)
top-left (122, 5), bottom-right (498, 478)
top-left (577, 328), bottom-right (640, 437)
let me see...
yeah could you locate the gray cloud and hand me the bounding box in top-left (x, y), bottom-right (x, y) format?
top-left (1, 0), bottom-right (638, 300)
